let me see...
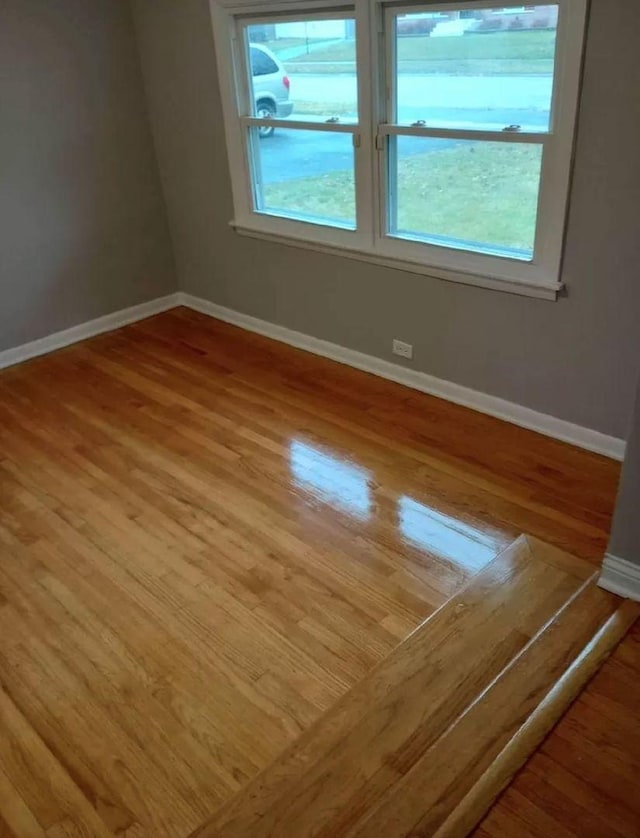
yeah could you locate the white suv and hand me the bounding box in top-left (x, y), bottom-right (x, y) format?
top-left (250, 44), bottom-right (294, 138)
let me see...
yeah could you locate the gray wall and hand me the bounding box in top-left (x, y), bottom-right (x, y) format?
top-left (0, 0), bottom-right (177, 353)
top-left (608, 377), bottom-right (640, 565)
top-left (132, 0), bottom-right (640, 440)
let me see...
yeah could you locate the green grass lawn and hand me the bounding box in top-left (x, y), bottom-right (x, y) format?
top-left (263, 142), bottom-right (541, 252)
top-left (270, 31), bottom-right (555, 75)
top-left (293, 100), bottom-right (356, 116)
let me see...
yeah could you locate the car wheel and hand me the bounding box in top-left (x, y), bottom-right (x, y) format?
top-left (256, 101), bottom-right (276, 138)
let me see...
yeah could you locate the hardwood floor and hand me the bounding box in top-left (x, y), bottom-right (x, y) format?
top-left (192, 537), bottom-right (637, 838)
top-left (0, 308), bottom-right (627, 836)
top-left (475, 619), bottom-right (640, 838)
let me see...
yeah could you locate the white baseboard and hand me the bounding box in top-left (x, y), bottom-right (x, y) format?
top-left (599, 554), bottom-right (640, 601)
top-left (0, 290), bottom-right (626, 462)
top-left (0, 293), bottom-right (181, 371)
top-left (178, 292), bottom-right (626, 462)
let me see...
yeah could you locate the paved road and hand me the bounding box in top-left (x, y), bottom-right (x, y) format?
top-left (259, 73), bottom-right (552, 184)
top-left (292, 72), bottom-right (553, 114)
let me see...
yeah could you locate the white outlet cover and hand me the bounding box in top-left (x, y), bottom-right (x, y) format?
top-left (392, 339), bottom-right (413, 360)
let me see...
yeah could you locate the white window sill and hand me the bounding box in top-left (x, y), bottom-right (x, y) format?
top-left (230, 221), bottom-right (562, 301)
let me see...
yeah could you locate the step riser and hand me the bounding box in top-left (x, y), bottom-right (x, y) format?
top-left (434, 600), bottom-right (639, 838)
top-left (350, 582), bottom-right (626, 837)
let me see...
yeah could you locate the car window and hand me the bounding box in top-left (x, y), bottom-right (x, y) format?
top-left (250, 46), bottom-right (279, 77)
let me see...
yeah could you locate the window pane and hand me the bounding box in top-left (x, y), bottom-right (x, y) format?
top-left (389, 137), bottom-right (543, 258)
top-left (246, 20), bottom-right (358, 123)
top-left (251, 127), bottom-right (355, 228)
top-left (392, 6), bottom-right (558, 131)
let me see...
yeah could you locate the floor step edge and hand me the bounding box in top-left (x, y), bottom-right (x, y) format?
top-left (434, 598), bottom-right (640, 838)
top-left (189, 538), bottom-right (638, 837)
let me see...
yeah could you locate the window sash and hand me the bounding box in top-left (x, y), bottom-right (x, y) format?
top-left (236, 12), bottom-right (360, 125)
top-left (375, 0), bottom-right (573, 280)
top-left (377, 127), bottom-right (550, 261)
top-left (211, 0), bottom-right (587, 296)
top-left (382, 135), bottom-right (546, 261)
top-left (246, 125), bottom-right (359, 229)
top-left (383, 2), bottom-right (560, 134)
top-left (231, 5), bottom-right (375, 243)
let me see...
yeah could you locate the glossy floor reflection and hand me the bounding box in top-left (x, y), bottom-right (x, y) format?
top-left (289, 437), bottom-right (505, 575)
top-left (289, 439), bottom-right (372, 520)
top-left (0, 308), bottom-right (621, 837)
top-left (398, 496), bottom-right (503, 573)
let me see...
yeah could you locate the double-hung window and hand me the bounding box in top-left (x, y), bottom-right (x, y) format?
top-left (211, 0), bottom-right (587, 298)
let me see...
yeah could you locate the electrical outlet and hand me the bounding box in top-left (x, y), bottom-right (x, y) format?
top-left (392, 339), bottom-right (413, 360)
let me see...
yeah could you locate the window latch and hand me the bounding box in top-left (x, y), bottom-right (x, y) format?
top-left (411, 120), bottom-right (426, 128)
top-left (326, 116), bottom-right (340, 123)
top-left (502, 124), bottom-right (522, 132)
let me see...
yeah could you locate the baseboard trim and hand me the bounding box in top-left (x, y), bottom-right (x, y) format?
top-left (599, 554), bottom-right (640, 601)
top-left (0, 290), bottom-right (626, 462)
top-left (177, 293), bottom-right (625, 461)
top-left (0, 293), bottom-right (181, 371)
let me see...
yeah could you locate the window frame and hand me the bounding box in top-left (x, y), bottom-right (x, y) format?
top-left (209, 0), bottom-right (588, 300)
top-left (218, 3), bottom-right (375, 252)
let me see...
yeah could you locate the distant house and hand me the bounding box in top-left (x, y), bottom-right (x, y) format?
top-left (398, 5), bottom-right (558, 36)
top-left (274, 19), bottom-right (352, 40)
top-left (476, 5), bottom-right (559, 29)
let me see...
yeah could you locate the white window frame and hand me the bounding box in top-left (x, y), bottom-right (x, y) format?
top-left (209, 0), bottom-right (587, 300)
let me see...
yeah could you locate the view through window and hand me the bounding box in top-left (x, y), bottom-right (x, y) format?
top-left (246, 18), bottom-right (359, 228)
top-left (214, 1), bottom-right (586, 294)
top-left (385, 5), bottom-right (556, 258)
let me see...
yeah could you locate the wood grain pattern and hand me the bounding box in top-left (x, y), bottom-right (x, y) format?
top-left (439, 598), bottom-right (639, 838)
top-left (475, 618), bottom-right (640, 838)
top-left (0, 308), bottom-right (626, 836)
top-left (193, 538), bottom-right (635, 838)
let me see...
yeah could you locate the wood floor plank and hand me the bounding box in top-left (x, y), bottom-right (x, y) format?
top-left (474, 621), bottom-right (640, 838)
top-left (0, 683), bottom-right (113, 836)
top-left (0, 768), bottom-right (46, 838)
top-left (354, 582), bottom-right (620, 837)
top-left (195, 537), bottom-right (607, 838)
top-left (0, 309), bottom-right (624, 836)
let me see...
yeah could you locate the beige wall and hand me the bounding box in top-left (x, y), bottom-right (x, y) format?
top-left (133, 0), bottom-right (640, 440)
top-left (0, 0), bottom-right (177, 353)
